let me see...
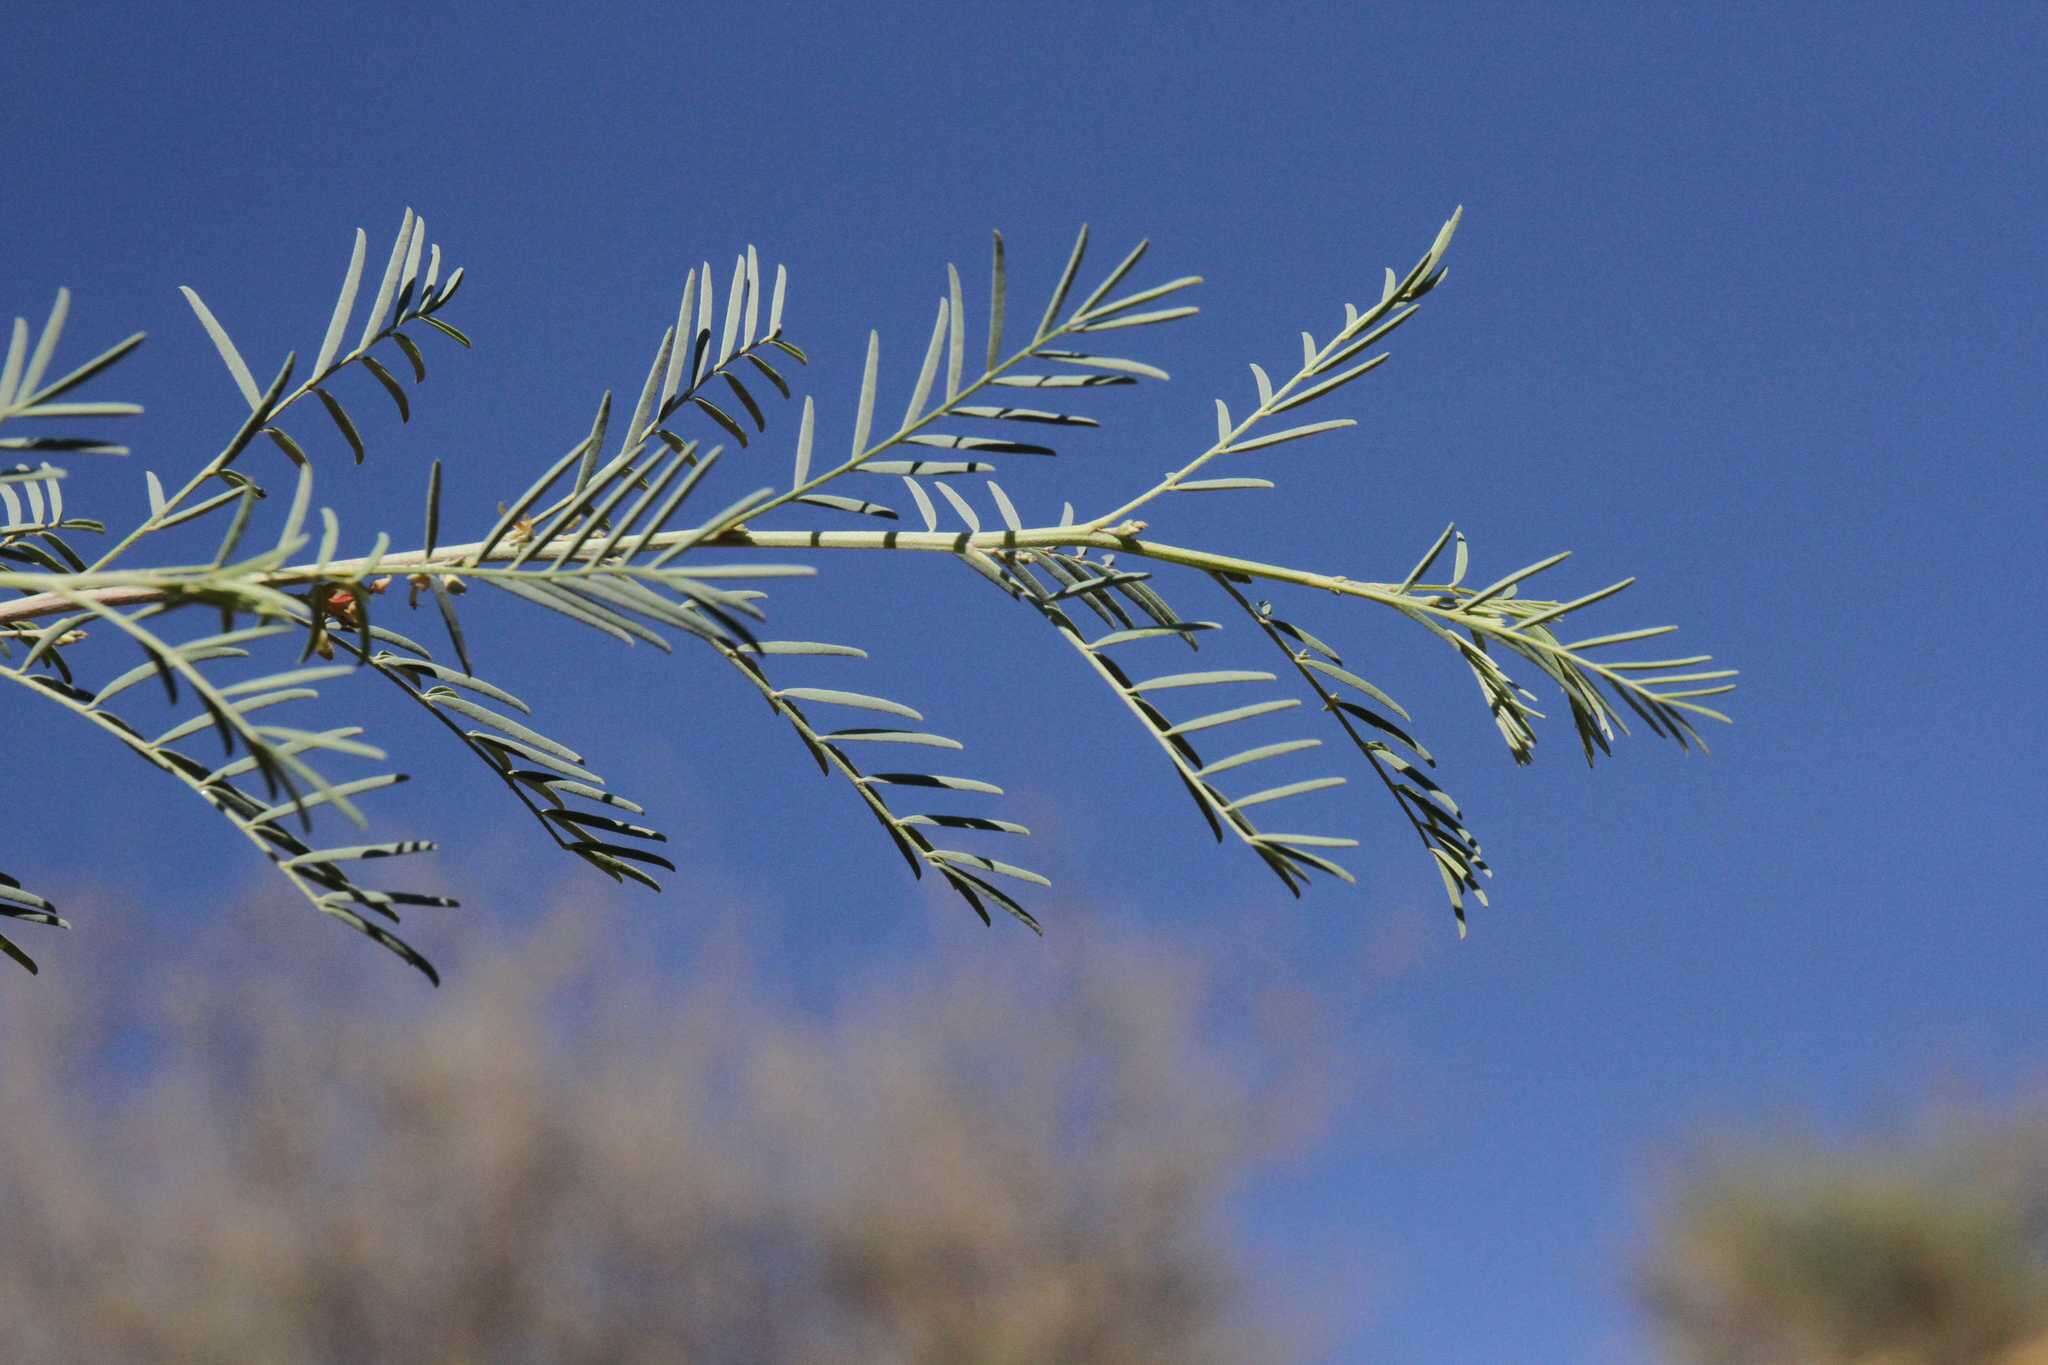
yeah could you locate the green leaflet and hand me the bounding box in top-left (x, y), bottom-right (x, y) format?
top-left (1299, 658), bottom-right (1411, 720)
top-left (903, 434), bottom-right (1056, 455)
top-left (1196, 738), bottom-right (1322, 778)
top-left (985, 230), bottom-right (1006, 370)
top-left (1039, 224), bottom-right (1089, 339)
top-left (1075, 305), bottom-right (1199, 332)
top-left (485, 575), bottom-right (637, 648)
top-left (851, 330), bottom-right (880, 457)
top-left (860, 773), bottom-right (1004, 795)
top-left (542, 780), bottom-right (644, 814)
top-left (359, 354), bottom-right (410, 422)
top-left (1463, 550), bottom-right (1573, 610)
top-left (1257, 839), bottom-right (1358, 885)
top-left (1251, 832), bottom-right (1359, 849)
top-left (739, 640), bottom-right (868, 658)
top-left (945, 262), bottom-right (967, 400)
top-left (822, 729), bottom-right (964, 750)
top-left (358, 208), bottom-right (415, 353)
top-left (1087, 622), bottom-right (1219, 649)
top-left (949, 405), bottom-right (1096, 426)
top-left (1175, 477), bottom-right (1273, 493)
top-left (1400, 523), bottom-right (1457, 592)
top-left (425, 690), bottom-right (582, 763)
top-left (422, 575), bottom-right (471, 674)
top-left (1040, 349), bottom-right (1169, 381)
top-left (178, 286), bottom-right (262, 410)
top-left (744, 247), bottom-right (762, 350)
top-left (1271, 351), bottom-right (1390, 412)
top-left (1258, 611), bottom-right (1342, 662)
top-left (1079, 274), bottom-right (1202, 323)
top-left (905, 297), bottom-right (947, 427)
top-left (282, 840), bottom-right (437, 868)
top-left (940, 866), bottom-right (1041, 932)
top-left (1163, 699), bottom-right (1300, 736)
top-left (247, 771), bottom-right (403, 827)
top-left (1566, 624), bottom-right (1680, 650)
top-left (314, 389), bottom-right (364, 464)
top-left (1510, 578), bottom-right (1636, 631)
top-left (745, 351), bottom-right (790, 394)
top-left (313, 229), bottom-right (367, 377)
top-left (544, 809), bottom-right (666, 843)
top-left (934, 481), bottom-right (980, 533)
top-left (989, 373), bottom-right (1132, 390)
top-left (1127, 669), bottom-right (1275, 693)
top-left (1223, 418), bottom-right (1354, 455)
top-left (1072, 238), bottom-right (1150, 317)
top-left (929, 849), bottom-right (1050, 888)
top-left (898, 813), bottom-right (1030, 836)
top-left (903, 476), bottom-right (937, 531)
top-left (9, 324), bottom-right (144, 414)
top-left (714, 255), bottom-right (745, 367)
top-left (775, 687), bottom-right (923, 720)
top-left (798, 493), bottom-right (897, 519)
top-left (790, 394), bottom-right (816, 487)
top-left (469, 732), bottom-right (601, 785)
top-left (0, 919), bottom-right (62, 975)
top-left (723, 372), bottom-right (765, 432)
top-left (1224, 775), bottom-right (1346, 811)
top-left (391, 331), bottom-right (427, 383)
top-left (1048, 570), bottom-right (1151, 602)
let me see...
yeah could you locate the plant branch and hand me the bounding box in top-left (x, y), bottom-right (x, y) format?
top-left (0, 519), bottom-right (1728, 726)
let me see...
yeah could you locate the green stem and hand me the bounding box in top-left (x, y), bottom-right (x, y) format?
top-left (2, 522), bottom-right (1724, 727)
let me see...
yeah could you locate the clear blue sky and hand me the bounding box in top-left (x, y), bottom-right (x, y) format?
top-left (6, 3), bottom-right (2044, 1360)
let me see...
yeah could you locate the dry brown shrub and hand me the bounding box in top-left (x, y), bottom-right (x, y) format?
top-left (0, 901), bottom-right (1332, 1364)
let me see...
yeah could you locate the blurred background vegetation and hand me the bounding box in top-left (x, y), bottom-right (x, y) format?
top-left (0, 899), bottom-right (1343, 1364)
top-left (1638, 1107), bottom-right (2048, 1365)
top-left (7, 892), bottom-right (2046, 1364)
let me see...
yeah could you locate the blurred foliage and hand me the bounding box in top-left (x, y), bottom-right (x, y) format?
top-left (1640, 1109), bottom-right (2048, 1365)
top-left (0, 904), bottom-right (1337, 1363)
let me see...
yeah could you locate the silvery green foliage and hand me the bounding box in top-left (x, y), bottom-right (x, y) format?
top-left (0, 209), bottom-right (1735, 981)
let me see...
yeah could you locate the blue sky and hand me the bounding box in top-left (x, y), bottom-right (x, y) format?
top-left (6, 2), bottom-right (2045, 1360)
